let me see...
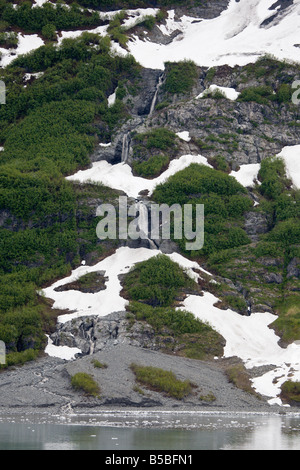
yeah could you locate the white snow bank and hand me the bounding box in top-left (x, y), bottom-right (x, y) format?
top-left (230, 163), bottom-right (261, 187)
top-left (176, 131), bottom-right (191, 142)
top-left (66, 154), bottom-right (212, 199)
top-left (127, 0), bottom-right (300, 69)
top-left (42, 247), bottom-right (158, 323)
top-left (0, 33), bottom-right (44, 67)
top-left (108, 89), bottom-right (117, 107)
top-left (45, 335), bottom-right (81, 360)
top-left (181, 293), bottom-right (300, 404)
top-left (197, 84), bottom-right (240, 101)
top-left (41, 247), bottom-right (209, 324)
top-left (277, 145), bottom-right (300, 189)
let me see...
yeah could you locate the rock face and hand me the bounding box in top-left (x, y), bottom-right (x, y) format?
top-left (50, 311), bottom-right (159, 356)
top-left (244, 211), bottom-right (269, 241)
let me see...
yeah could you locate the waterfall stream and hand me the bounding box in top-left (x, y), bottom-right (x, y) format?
top-left (121, 132), bottom-right (131, 163)
top-left (148, 73), bottom-right (165, 117)
top-left (136, 200), bottom-right (158, 250)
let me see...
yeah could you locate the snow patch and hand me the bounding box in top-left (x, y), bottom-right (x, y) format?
top-left (45, 335), bottom-right (81, 360)
top-left (197, 84), bottom-right (240, 101)
top-left (277, 145), bottom-right (300, 189)
top-left (0, 33), bottom-right (44, 67)
top-left (230, 163), bottom-right (261, 187)
top-left (127, 0), bottom-right (300, 69)
top-left (66, 154), bottom-right (212, 199)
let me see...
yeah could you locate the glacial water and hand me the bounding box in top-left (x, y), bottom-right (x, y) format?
top-left (0, 412), bottom-right (300, 450)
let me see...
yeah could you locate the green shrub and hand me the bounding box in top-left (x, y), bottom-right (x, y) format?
top-left (280, 380), bottom-right (300, 404)
top-left (132, 154), bottom-right (169, 178)
top-left (91, 359), bottom-right (108, 369)
top-left (124, 254), bottom-right (192, 307)
top-left (152, 163), bottom-right (247, 206)
top-left (164, 60), bottom-right (198, 94)
top-left (71, 372), bottom-right (100, 397)
top-left (129, 301), bottom-right (211, 336)
top-left (225, 363), bottom-right (259, 397)
top-left (0, 348), bottom-right (39, 369)
top-left (130, 363), bottom-right (194, 399)
top-left (258, 156), bottom-right (289, 199)
top-left (41, 23), bottom-right (57, 41)
top-left (238, 85), bottom-right (275, 105)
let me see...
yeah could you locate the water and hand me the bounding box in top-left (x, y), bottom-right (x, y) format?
top-left (1, 412), bottom-right (300, 450)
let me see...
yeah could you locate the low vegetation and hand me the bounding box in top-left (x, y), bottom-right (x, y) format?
top-left (123, 253), bottom-right (196, 307)
top-left (0, 32), bottom-right (139, 362)
top-left (130, 363), bottom-right (195, 400)
top-left (71, 372), bottom-right (100, 397)
top-left (280, 380), bottom-right (300, 406)
top-left (164, 60), bottom-right (198, 94)
top-left (152, 163), bottom-right (252, 256)
top-left (225, 363), bottom-right (260, 398)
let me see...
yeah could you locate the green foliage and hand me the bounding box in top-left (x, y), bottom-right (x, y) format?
top-left (1, 2), bottom-right (103, 34)
top-left (134, 127), bottom-right (177, 151)
top-left (0, 33), bottom-right (140, 360)
top-left (130, 363), bottom-right (194, 400)
top-left (280, 380), bottom-right (300, 404)
top-left (91, 359), bottom-right (108, 368)
top-left (258, 156), bottom-right (290, 199)
top-left (0, 31), bottom-right (18, 48)
top-left (152, 163), bottom-right (252, 256)
top-left (153, 163), bottom-right (247, 205)
top-left (132, 154), bottom-right (169, 178)
top-left (267, 218), bottom-right (300, 248)
top-left (129, 301), bottom-right (211, 335)
top-left (0, 348), bottom-right (39, 370)
top-left (124, 254), bottom-right (192, 307)
top-left (164, 60), bottom-right (198, 94)
top-left (71, 372), bottom-right (100, 397)
top-left (41, 23), bottom-right (57, 41)
top-left (271, 295), bottom-right (300, 344)
top-left (238, 85), bottom-right (276, 105)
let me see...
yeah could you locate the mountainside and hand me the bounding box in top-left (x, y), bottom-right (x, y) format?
top-left (0, 0), bottom-right (299, 411)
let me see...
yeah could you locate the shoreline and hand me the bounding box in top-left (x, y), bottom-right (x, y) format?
top-left (1, 343), bottom-right (299, 425)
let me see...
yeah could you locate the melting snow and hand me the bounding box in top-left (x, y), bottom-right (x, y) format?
top-left (127, 0), bottom-right (300, 69)
top-left (197, 84), bottom-right (240, 101)
top-left (66, 154), bottom-right (212, 199)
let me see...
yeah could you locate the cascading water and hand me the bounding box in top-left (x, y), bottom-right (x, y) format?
top-left (148, 73), bottom-right (165, 117)
top-left (121, 132), bottom-right (131, 163)
top-left (136, 200), bottom-right (158, 250)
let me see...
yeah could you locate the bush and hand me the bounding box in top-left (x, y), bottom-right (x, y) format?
top-left (91, 359), bottom-right (108, 368)
top-left (258, 156), bottom-right (289, 199)
top-left (71, 372), bottom-right (100, 397)
top-left (238, 85), bottom-right (275, 105)
top-left (123, 254), bottom-right (192, 307)
top-left (164, 60), bottom-right (198, 94)
top-left (132, 154), bottom-right (169, 178)
top-left (130, 363), bottom-right (194, 399)
top-left (225, 363), bottom-right (259, 397)
top-left (0, 348), bottom-right (39, 369)
top-left (280, 380), bottom-right (300, 405)
top-left (129, 301), bottom-right (211, 336)
top-left (41, 23), bottom-right (57, 41)
top-left (152, 163), bottom-right (247, 205)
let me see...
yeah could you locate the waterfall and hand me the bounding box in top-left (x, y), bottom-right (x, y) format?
top-left (121, 132), bottom-right (131, 163)
top-left (137, 201), bottom-right (158, 250)
top-left (148, 73), bottom-right (164, 116)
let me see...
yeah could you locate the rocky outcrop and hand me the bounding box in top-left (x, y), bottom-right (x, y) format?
top-left (49, 311), bottom-right (159, 356)
top-left (244, 211), bottom-right (269, 241)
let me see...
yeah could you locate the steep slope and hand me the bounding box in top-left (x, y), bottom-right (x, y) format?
top-left (0, 0), bottom-right (299, 408)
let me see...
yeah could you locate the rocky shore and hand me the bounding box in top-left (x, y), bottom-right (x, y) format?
top-left (0, 338), bottom-right (299, 424)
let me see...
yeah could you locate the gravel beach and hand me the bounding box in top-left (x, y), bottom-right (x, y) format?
top-left (0, 342), bottom-right (298, 423)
